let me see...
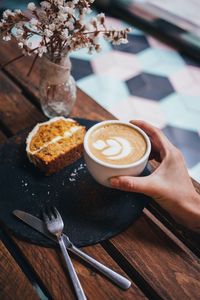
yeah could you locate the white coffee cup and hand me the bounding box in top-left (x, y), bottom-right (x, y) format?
top-left (84, 120), bottom-right (151, 187)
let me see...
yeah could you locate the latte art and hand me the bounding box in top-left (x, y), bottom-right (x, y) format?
top-left (88, 123), bottom-right (147, 166)
top-left (93, 137), bottom-right (132, 160)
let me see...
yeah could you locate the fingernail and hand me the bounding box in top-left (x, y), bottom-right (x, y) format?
top-left (110, 178), bottom-right (119, 187)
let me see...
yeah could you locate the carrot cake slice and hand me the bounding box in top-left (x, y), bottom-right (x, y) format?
top-left (26, 117), bottom-right (86, 175)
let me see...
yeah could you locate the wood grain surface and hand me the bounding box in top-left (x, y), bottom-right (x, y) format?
top-left (0, 240), bottom-right (39, 300)
top-left (12, 237), bottom-right (146, 300)
top-left (107, 215), bottom-right (200, 300)
top-left (0, 131), bottom-right (6, 144)
top-left (0, 71), bottom-right (44, 135)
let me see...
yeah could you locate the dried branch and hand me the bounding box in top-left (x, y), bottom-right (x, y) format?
top-left (27, 53), bottom-right (38, 77)
top-left (1, 53), bottom-right (25, 69)
top-left (0, 1), bottom-right (130, 65)
top-left (0, 46), bottom-right (39, 69)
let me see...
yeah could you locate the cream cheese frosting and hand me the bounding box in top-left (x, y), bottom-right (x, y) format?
top-left (26, 117), bottom-right (81, 155)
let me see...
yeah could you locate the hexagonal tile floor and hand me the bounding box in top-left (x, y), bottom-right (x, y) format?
top-left (170, 66), bottom-right (200, 97)
top-left (163, 126), bottom-right (200, 168)
top-left (126, 73), bottom-right (174, 101)
top-left (110, 96), bottom-right (167, 128)
top-left (138, 48), bottom-right (185, 77)
top-left (91, 51), bottom-right (140, 81)
top-left (71, 58), bottom-right (93, 81)
top-left (160, 93), bottom-right (200, 132)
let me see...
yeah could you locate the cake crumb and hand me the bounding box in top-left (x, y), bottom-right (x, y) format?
top-left (68, 163), bottom-right (86, 182)
top-left (69, 178), bottom-right (76, 182)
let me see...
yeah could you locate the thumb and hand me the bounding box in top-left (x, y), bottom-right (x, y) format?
top-left (110, 175), bottom-right (152, 195)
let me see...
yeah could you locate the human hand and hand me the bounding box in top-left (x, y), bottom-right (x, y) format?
top-left (110, 120), bottom-right (200, 232)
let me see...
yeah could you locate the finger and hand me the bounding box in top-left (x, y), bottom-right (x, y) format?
top-left (110, 175), bottom-right (153, 195)
top-left (130, 120), bottom-right (171, 147)
top-left (130, 120), bottom-right (173, 159)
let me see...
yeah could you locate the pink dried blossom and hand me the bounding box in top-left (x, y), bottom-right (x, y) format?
top-left (0, 0), bottom-right (131, 64)
top-left (27, 2), bottom-right (36, 11)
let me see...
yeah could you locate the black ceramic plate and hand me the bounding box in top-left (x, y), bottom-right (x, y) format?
top-left (0, 118), bottom-right (150, 247)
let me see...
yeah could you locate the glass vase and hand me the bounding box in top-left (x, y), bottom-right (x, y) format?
top-left (39, 54), bottom-right (76, 118)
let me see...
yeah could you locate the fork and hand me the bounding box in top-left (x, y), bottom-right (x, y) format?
top-left (43, 207), bottom-right (87, 300)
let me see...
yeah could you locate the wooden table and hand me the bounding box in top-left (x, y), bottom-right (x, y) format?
top-left (0, 41), bottom-right (200, 300)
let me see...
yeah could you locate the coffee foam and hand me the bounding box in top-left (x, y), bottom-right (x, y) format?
top-left (88, 123), bottom-right (147, 166)
top-left (93, 137), bottom-right (132, 160)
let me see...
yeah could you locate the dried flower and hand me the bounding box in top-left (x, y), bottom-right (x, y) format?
top-left (3, 34), bottom-right (11, 41)
top-left (15, 9), bottom-right (22, 15)
top-left (27, 2), bottom-right (36, 11)
top-left (40, 1), bottom-right (51, 10)
top-left (15, 28), bottom-right (24, 38)
top-left (3, 10), bottom-right (12, 19)
top-left (44, 29), bottom-right (53, 37)
top-left (30, 18), bottom-right (38, 26)
top-left (0, 0), bottom-right (131, 66)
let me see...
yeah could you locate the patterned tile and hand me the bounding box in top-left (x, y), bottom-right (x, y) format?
top-left (91, 51), bottom-right (140, 81)
top-left (139, 48), bottom-right (185, 77)
top-left (112, 34), bottom-right (150, 54)
top-left (109, 97), bottom-right (136, 121)
top-left (170, 66), bottom-right (200, 97)
top-left (110, 96), bottom-right (167, 128)
top-left (148, 36), bottom-right (173, 51)
top-left (181, 53), bottom-right (200, 68)
top-left (181, 94), bottom-right (200, 113)
top-left (71, 58), bottom-right (93, 81)
top-left (128, 27), bottom-right (144, 36)
top-left (129, 97), bottom-right (167, 128)
top-left (163, 126), bottom-right (200, 168)
top-left (77, 74), bottom-right (129, 110)
top-left (160, 93), bottom-right (200, 132)
top-left (126, 72), bottom-right (174, 101)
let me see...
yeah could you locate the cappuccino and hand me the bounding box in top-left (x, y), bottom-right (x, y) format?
top-left (88, 123), bottom-right (147, 166)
